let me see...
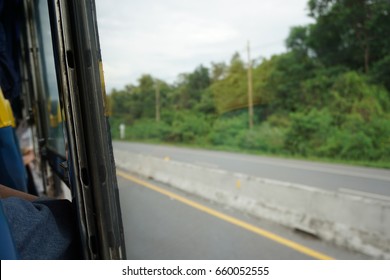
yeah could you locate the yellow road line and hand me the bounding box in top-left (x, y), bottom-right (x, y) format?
top-left (116, 170), bottom-right (334, 260)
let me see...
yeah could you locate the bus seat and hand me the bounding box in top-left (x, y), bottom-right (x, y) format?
top-left (0, 200), bottom-right (18, 259)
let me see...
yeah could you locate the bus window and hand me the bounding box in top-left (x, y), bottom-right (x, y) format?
top-left (1, 0), bottom-right (126, 260)
top-left (34, 0), bottom-right (65, 157)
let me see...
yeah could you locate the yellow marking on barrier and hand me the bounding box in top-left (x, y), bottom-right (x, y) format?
top-left (236, 180), bottom-right (241, 189)
top-left (116, 170), bottom-right (335, 260)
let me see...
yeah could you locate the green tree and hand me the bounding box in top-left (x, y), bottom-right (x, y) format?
top-left (264, 52), bottom-right (319, 112)
top-left (110, 85), bottom-right (143, 123)
top-left (307, 0), bottom-right (390, 72)
top-left (285, 25), bottom-right (311, 56)
top-left (134, 74), bottom-right (155, 118)
top-left (370, 54), bottom-right (390, 92)
top-left (211, 53), bottom-right (249, 114)
top-left (210, 62), bottom-right (227, 82)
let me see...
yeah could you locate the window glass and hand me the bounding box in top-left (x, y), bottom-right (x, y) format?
top-left (35, 0), bottom-right (65, 156)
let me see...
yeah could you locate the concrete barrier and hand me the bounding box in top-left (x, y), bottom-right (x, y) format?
top-left (114, 149), bottom-right (390, 259)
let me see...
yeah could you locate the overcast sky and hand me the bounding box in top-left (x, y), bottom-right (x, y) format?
top-left (95, 0), bottom-right (313, 91)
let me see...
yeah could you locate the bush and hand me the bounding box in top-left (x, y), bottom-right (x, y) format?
top-left (322, 129), bottom-right (374, 161)
top-left (166, 111), bottom-right (212, 143)
top-left (238, 123), bottom-right (286, 153)
top-left (209, 114), bottom-right (247, 147)
top-left (360, 115), bottom-right (390, 161)
top-left (109, 117), bottom-right (124, 139)
top-left (266, 114), bottom-right (291, 128)
top-left (284, 109), bottom-right (332, 156)
top-left (330, 71), bottom-right (390, 124)
top-left (124, 119), bottom-right (171, 141)
top-left (317, 113), bottom-right (390, 161)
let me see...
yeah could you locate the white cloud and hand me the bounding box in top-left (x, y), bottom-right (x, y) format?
top-left (95, 0), bottom-right (313, 90)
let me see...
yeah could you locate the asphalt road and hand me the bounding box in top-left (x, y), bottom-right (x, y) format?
top-left (117, 172), bottom-right (368, 259)
top-left (113, 141), bottom-right (390, 200)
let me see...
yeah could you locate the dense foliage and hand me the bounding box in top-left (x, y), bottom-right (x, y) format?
top-left (109, 0), bottom-right (390, 166)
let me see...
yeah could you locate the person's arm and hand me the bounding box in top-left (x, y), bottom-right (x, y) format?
top-left (1, 184), bottom-right (79, 259)
top-left (0, 184), bottom-right (37, 201)
top-left (22, 149), bottom-right (35, 165)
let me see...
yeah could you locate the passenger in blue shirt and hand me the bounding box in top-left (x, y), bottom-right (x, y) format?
top-left (0, 184), bottom-right (80, 259)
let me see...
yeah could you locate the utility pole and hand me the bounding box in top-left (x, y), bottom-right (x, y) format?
top-left (247, 41), bottom-right (254, 130)
top-left (155, 79), bottom-right (160, 122)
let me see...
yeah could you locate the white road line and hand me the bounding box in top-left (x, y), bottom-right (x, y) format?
top-left (189, 152), bottom-right (390, 182)
top-left (193, 161), bottom-right (219, 169)
top-left (339, 188), bottom-right (390, 202)
top-left (115, 144), bottom-right (390, 182)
